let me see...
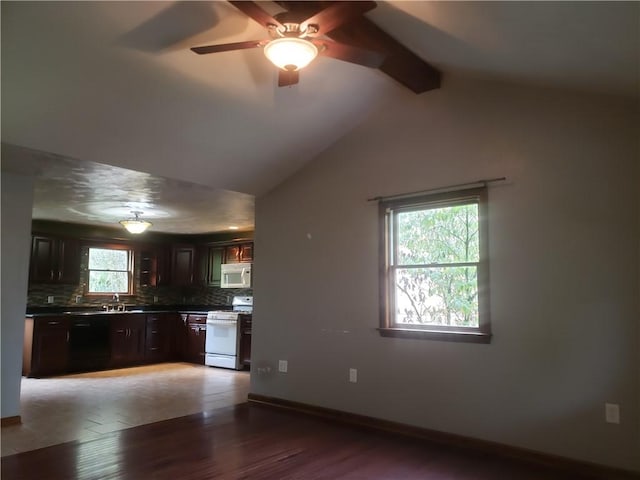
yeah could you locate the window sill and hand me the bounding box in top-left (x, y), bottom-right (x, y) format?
top-left (377, 328), bottom-right (492, 344)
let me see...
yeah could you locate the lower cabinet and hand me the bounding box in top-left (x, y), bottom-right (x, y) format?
top-left (110, 314), bottom-right (146, 368)
top-left (24, 311), bottom-right (209, 377)
top-left (239, 315), bottom-right (252, 369)
top-left (23, 317), bottom-right (70, 377)
top-left (144, 313), bottom-right (175, 363)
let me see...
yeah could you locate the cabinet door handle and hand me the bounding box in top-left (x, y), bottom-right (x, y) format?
top-left (66, 331), bottom-right (70, 342)
top-left (58, 270), bottom-right (62, 280)
top-left (48, 321), bottom-right (60, 325)
top-left (50, 270), bottom-right (54, 280)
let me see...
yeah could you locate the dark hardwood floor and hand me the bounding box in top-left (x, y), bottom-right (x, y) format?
top-left (0, 403), bottom-right (620, 479)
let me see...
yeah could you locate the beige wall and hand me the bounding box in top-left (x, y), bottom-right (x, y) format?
top-left (251, 76), bottom-right (640, 471)
top-left (1, 171), bottom-right (35, 418)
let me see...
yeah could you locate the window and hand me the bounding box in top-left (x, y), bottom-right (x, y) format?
top-left (379, 187), bottom-right (491, 343)
top-left (87, 246), bottom-right (133, 294)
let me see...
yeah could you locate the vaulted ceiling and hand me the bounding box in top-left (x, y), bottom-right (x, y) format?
top-left (2, 1), bottom-right (638, 233)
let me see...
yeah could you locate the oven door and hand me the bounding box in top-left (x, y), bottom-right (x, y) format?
top-left (205, 319), bottom-right (238, 355)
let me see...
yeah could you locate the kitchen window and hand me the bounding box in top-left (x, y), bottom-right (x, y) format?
top-left (87, 246), bottom-right (133, 294)
top-left (379, 187), bottom-right (491, 343)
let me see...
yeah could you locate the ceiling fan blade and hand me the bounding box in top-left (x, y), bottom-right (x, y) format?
top-left (325, 17), bottom-right (440, 94)
top-left (278, 69), bottom-right (299, 87)
top-left (191, 40), bottom-right (266, 55)
top-left (278, 1), bottom-right (440, 94)
top-left (316, 39), bottom-right (385, 68)
top-left (301, 1), bottom-right (377, 36)
top-left (228, 1), bottom-right (284, 30)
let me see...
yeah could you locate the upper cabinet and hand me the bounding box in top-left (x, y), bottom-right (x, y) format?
top-left (171, 242), bottom-right (254, 287)
top-left (139, 247), bottom-right (171, 287)
top-left (206, 247), bottom-right (225, 287)
top-left (30, 235), bottom-right (80, 284)
top-left (172, 245), bottom-right (196, 286)
top-left (224, 243), bottom-right (253, 264)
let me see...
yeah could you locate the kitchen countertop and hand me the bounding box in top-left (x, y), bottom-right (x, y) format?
top-left (25, 305), bottom-right (232, 317)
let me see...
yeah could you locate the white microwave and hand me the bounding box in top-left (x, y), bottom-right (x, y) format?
top-left (220, 262), bottom-right (252, 289)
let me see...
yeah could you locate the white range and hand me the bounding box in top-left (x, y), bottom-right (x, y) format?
top-left (205, 296), bottom-right (252, 370)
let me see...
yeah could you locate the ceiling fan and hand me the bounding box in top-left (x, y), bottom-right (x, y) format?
top-left (191, 1), bottom-right (441, 93)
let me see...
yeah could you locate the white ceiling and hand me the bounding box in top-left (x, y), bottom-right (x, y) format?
top-left (1, 1), bottom-right (638, 233)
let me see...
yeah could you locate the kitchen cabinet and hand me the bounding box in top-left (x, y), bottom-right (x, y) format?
top-left (172, 244), bottom-right (212, 287)
top-left (29, 235), bottom-right (80, 284)
top-left (23, 316), bottom-right (70, 377)
top-left (110, 314), bottom-right (146, 368)
top-left (206, 247), bottom-right (225, 287)
top-left (224, 243), bottom-right (253, 264)
top-left (194, 245), bottom-right (210, 286)
top-left (239, 315), bottom-right (252, 369)
top-left (184, 314), bottom-right (206, 365)
top-left (172, 245), bottom-right (195, 286)
top-left (144, 313), bottom-right (174, 363)
top-left (139, 247), bottom-right (171, 287)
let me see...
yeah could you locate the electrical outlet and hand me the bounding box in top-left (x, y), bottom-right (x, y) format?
top-left (47, 296), bottom-right (54, 304)
top-left (153, 296), bottom-right (159, 303)
top-left (605, 403), bottom-right (620, 424)
top-left (278, 360), bottom-right (288, 373)
top-left (349, 368), bottom-right (358, 383)
top-left (75, 295), bottom-right (82, 304)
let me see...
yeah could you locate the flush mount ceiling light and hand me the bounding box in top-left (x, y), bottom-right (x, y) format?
top-left (119, 211), bottom-right (152, 234)
top-left (263, 37), bottom-right (318, 71)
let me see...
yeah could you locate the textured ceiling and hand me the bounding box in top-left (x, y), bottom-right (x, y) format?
top-left (1, 1), bottom-right (637, 234)
top-left (2, 143), bottom-right (254, 234)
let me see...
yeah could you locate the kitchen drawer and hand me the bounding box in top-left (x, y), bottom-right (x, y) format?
top-left (187, 314), bottom-right (207, 325)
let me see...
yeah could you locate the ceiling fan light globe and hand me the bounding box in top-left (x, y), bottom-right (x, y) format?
top-left (264, 38), bottom-right (318, 71)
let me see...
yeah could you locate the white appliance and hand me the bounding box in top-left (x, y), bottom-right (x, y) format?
top-left (220, 262), bottom-right (252, 289)
top-left (205, 296), bottom-right (252, 370)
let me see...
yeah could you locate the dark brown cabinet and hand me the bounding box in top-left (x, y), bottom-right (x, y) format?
top-left (224, 243), bottom-right (253, 264)
top-left (170, 244), bottom-right (215, 287)
top-left (23, 317), bottom-right (70, 377)
top-left (239, 315), bottom-right (252, 369)
top-left (194, 245), bottom-right (210, 286)
top-left (139, 247), bottom-right (171, 287)
top-left (184, 314), bottom-right (206, 365)
top-left (110, 314), bottom-right (146, 368)
top-left (144, 313), bottom-right (173, 363)
top-left (23, 310), bottom-right (212, 377)
top-left (29, 235), bottom-right (80, 284)
top-left (172, 245), bottom-right (199, 286)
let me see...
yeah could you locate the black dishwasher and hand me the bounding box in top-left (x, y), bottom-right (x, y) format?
top-left (68, 316), bottom-right (110, 372)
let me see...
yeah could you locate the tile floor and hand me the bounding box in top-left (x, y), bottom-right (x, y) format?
top-left (1, 362), bottom-right (250, 456)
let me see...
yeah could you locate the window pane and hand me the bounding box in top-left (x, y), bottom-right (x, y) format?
top-left (88, 248), bottom-right (128, 270)
top-left (89, 271), bottom-right (128, 293)
top-left (397, 204), bottom-right (479, 265)
top-left (394, 266), bottom-right (478, 327)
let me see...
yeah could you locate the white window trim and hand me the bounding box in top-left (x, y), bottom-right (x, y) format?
top-left (378, 187), bottom-right (491, 343)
